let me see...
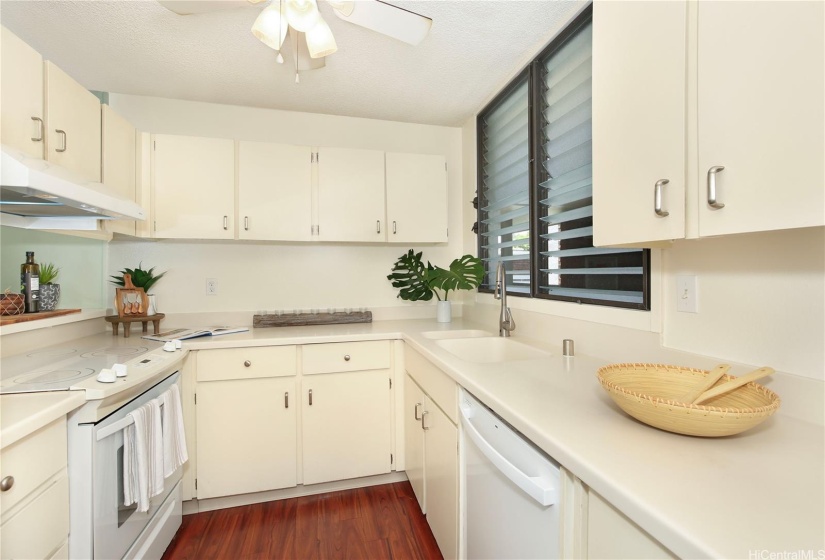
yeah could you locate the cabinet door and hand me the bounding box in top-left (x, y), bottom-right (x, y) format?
top-left (386, 153), bottom-right (448, 243)
top-left (423, 399), bottom-right (458, 560)
top-left (152, 134), bottom-right (234, 239)
top-left (302, 369), bottom-right (392, 485)
top-left (587, 490), bottom-right (676, 559)
top-left (404, 374), bottom-right (426, 512)
top-left (44, 61), bottom-right (101, 182)
top-left (196, 377), bottom-right (297, 499)
top-left (592, 1), bottom-right (687, 246)
top-left (0, 27), bottom-right (44, 158)
top-left (317, 147), bottom-right (386, 242)
top-left (697, 1), bottom-right (825, 236)
top-left (238, 141), bottom-right (312, 241)
top-left (102, 105), bottom-right (137, 236)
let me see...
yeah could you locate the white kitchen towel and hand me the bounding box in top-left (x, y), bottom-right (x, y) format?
top-left (160, 383), bottom-right (189, 477)
top-left (122, 400), bottom-right (165, 513)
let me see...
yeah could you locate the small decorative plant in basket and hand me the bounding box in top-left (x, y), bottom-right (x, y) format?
top-left (38, 263), bottom-right (61, 311)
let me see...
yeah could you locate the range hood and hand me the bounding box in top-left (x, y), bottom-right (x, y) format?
top-left (1, 146), bottom-right (146, 230)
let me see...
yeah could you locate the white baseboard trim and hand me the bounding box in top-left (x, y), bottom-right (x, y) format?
top-left (182, 471), bottom-right (409, 515)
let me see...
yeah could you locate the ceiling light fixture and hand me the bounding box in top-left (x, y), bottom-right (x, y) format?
top-left (252, 0), bottom-right (351, 82)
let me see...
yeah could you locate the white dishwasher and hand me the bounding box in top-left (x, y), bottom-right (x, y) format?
top-left (459, 389), bottom-right (561, 559)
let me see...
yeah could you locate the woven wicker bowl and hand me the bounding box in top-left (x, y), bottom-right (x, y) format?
top-left (597, 363), bottom-right (781, 437)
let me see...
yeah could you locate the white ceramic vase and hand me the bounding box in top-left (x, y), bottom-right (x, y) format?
top-left (147, 294), bottom-right (157, 316)
top-left (436, 300), bottom-right (452, 323)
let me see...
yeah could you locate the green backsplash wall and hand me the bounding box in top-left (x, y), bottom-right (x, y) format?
top-left (0, 227), bottom-right (107, 309)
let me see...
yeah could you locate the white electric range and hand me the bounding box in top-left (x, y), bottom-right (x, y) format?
top-left (1, 334), bottom-right (189, 559)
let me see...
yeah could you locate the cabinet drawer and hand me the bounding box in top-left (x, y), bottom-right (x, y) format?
top-left (0, 418), bottom-right (66, 515)
top-left (0, 472), bottom-right (69, 560)
top-left (302, 341), bottom-right (391, 374)
top-left (197, 346), bottom-right (297, 382)
top-left (405, 345), bottom-right (457, 424)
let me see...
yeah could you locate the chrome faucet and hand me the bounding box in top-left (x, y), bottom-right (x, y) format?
top-left (494, 262), bottom-right (516, 337)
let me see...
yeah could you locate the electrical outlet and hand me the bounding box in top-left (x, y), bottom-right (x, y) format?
top-left (676, 275), bottom-right (698, 313)
top-left (206, 278), bottom-right (218, 296)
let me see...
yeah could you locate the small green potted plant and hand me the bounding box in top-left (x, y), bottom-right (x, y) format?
top-left (38, 263), bottom-right (61, 311)
top-left (387, 250), bottom-right (484, 323)
top-left (110, 263), bottom-right (167, 315)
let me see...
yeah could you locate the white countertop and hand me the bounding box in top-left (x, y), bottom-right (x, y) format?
top-left (186, 318), bottom-right (825, 559)
top-left (0, 391), bottom-right (86, 449)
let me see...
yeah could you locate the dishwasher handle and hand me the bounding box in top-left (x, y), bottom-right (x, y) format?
top-left (460, 401), bottom-right (558, 507)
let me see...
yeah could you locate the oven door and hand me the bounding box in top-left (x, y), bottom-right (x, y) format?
top-left (92, 372), bottom-right (182, 560)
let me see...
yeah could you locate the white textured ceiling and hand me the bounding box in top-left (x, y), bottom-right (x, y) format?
top-left (0, 0), bottom-right (584, 126)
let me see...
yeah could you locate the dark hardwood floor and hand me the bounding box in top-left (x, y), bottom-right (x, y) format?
top-left (162, 481), bottom-right (444, 560)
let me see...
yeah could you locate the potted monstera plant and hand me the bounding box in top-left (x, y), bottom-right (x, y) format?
top-left (387, 250), bottom-right (484, 323)
top-left (38, 263), bottom-right (60, 311)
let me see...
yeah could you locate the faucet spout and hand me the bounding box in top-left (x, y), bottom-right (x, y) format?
top-left (494, 262), bottom-right (515, 337)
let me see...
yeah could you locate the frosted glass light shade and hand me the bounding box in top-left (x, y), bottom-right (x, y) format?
top-left (305, 17), bottom-right (337, 58)
top-left (251, 3), bottom-right (288, 50)
top-left (286, 0), bottom-right (321, 32)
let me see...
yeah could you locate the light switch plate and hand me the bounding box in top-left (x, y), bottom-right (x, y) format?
top-left (676, 275), bottom-right (698, 313)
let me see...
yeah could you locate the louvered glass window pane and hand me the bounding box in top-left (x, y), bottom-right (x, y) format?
top-left (478, 77), bottom-right (530, 293)
top-left (536, 19), bottom-right (648, 308)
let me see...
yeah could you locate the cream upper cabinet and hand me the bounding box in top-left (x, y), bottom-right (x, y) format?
top-left (301, 341), bottom-right (393, 485)
top-left (386, 153), bottom-right (448, 243)
top-left (0, 26), bottom-right (45, 158)
top-left (592, 1), bottom-right (687, 246)
top-left (152, 134), bottom-right (234, 239)
top-left (238, 141), bottom-right (312, 241)
top-left (317, 147), bottom-right (386, 242)
top-left (592, 1), bottom-right (824, 247)
top-left (696, 1), bottom-right (824, 236)
top-left (102, 106), bottom-right (137, 236)
top-left (44, 61), bottom-right (101, 182)
top-left (195, 347), bottom-right (298, 499)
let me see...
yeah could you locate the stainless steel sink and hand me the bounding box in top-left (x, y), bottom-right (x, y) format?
top-left (434, 337), bottom-right (551, 363)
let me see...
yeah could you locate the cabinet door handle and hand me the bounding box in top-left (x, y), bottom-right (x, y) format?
top-left (244, 360), bottom-right (251, 367)
top-left (244, 216), bottom-right (249, 231)
top-left (654, 179), bottom-right (670, 217)
top-left (344, 354), bottom-right (351, 362)
top-left (284, 392), bottom-right (289, 409)
top-left (421, 410), bottom-right (430, 430)
top-left (0, 476), bottom-right (14, 492)
top-left (308, 389), bottom-right (313, 406)
top-left (31, 117), bottom-right (43, 142)
top-left (376, 220), bottom-right (381, 234)
top-left (414, 402), bottom-right (422, 421)
top-left (223, 216), bottom-right (229, 230)
top-left (392, 220), bottom-right (397, 234)
top-left (55, 129), bottom-right (67, 152)
top-left (707, 166), bottom-right (726, 209)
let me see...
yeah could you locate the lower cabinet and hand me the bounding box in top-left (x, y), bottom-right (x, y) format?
top-left (404, 347), bottom-right (459, 560)
top-left (195, 346), bottom-right (298, 499)
top-left (586, 489), bottom-right (676, 560)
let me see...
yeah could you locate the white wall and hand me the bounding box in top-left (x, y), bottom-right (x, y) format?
top-left (106, 95), bottom-right (466, 317)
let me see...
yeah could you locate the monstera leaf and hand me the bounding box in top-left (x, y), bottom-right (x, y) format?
top-left (427, 255), bottom-right (484, 301)
top-left (387, 250), bottom-right (435, 302)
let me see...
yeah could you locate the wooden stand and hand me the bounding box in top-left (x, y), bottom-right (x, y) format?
top-left (105, 313), bottom-right (165, 338)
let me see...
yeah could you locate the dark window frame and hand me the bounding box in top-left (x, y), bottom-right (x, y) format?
top-left (476, 5), bottom-right (651, 311)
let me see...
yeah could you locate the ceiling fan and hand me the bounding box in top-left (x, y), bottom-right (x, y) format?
top-left (157, 0), bottom-right (432, 82)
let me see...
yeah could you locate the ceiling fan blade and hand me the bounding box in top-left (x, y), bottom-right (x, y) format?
top-left (331, 0), bottom-right (432, 46)
top-left (156, 0), bottom-right (252, 16)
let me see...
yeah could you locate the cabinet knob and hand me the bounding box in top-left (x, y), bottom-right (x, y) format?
top-left (344, 354), bottom-right (351, 361)
top-left (244, 360), bottom-right (252, 367)
top-left (654, 179), bottom-right (670, 217)
top-left (0, 476), bottom-right (14, 492)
